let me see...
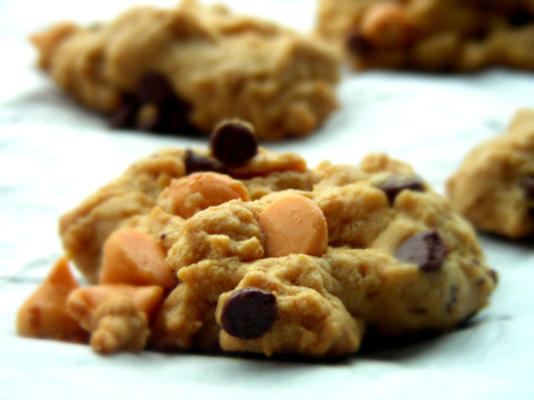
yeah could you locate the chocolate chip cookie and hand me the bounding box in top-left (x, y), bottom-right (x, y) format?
top-left (316, 0), bottom-right (534, 71)
top-left (17, 120), bottom-right (496, 358)
top-left (447, 109), bottom-right (534, 239)
top-left (31, 0), bottom-right (340, 139)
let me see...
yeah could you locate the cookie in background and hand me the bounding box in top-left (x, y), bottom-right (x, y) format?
top-left (316, 0), bottom-right (534, 71)
top-left (448, 108), bottom-right (534, 239)
top-left (31, 0), bottom-right (340, 140)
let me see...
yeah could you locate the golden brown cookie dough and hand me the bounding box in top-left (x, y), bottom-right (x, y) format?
top-left (18, 121), bottom-right (496, 358)
top-left (31, 0), bottom-right (340, 139)
top-left (316, 0), bottom-right (534, 71)
top-left (447, 109), bottom-right (534, 239)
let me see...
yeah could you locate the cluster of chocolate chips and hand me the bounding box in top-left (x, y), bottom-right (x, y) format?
top-left (110, 72), bottom-right (198, 135)
top-left (184, 119), bottom-right (259, 175)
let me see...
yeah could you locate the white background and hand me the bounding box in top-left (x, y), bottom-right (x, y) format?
top-left (1, 1), bottom-right (534, 399)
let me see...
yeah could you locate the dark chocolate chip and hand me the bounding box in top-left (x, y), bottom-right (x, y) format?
top-left (395, 229), bottom-right (448, 272)
top-left (510, 10), bottom-right (532, 27)
top-left (136, 97), bottom-right (198, 135)
top-left (109, 95), bottom-right (139, 129)
top-left (184, 149), bottom-right (228, 175)
top-left (346, 29), bottom-right (373, 55)
top-left (136, 72), bottom-right (173, 104)
top-left (376, 174), bottom-right (425, 204)
top-left (158, 97), bottom-right (195, 134)
top-left (210, 120), bottom-right (258, 168)
top-left (221, 287), bottom-right (277, 339)
top-left (471, 26), bottom-right (490, 41)
top-left (521, 175), bottom-right (534, 199)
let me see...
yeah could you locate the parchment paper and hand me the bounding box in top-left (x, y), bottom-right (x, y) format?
top-left (1, 1), bottom-right (533, 398)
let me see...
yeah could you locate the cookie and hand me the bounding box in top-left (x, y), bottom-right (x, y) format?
top-left (31, 0), bottom-right (340, 140)
top-left (17, 120), bottom-right (496, 358)
top-left (447, 109), bottom-right (534, 239)
top-left (316, 0), bottom-right (534, 71)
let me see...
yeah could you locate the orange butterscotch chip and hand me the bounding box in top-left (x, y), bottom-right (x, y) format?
top-left (16, 257), bottom-right (88, 342)
top-left (100, 228), bottom-right (177, 289)
top-left (259, 195), bottom-right (328, 257)
top-left (160, 172), bottom-right (249, 218)
top-left (361, 2), bottom-right (412, 47)
top-left (30, 22), bottom-right (77, 69)
top-left (66, 284), bottom-right (164, 330)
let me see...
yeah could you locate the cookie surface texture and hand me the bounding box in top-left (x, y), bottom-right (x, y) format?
top-left (31, 0), bottom-right (340, 139)
top-left (447, 108), bottom-right (534, 239)
top-left (49, 143), bottom-right (497, 358)
top-left (316, 0), bottom-right (534, 71)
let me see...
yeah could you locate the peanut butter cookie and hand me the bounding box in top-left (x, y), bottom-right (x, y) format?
top-left (317, 0), bottom-right (534, 71)
top-left (18, 120), bottom-right (496, 358)
top-left (448, 109), bottom-right (534, 239)
top-left (32, 0), bottom-right (340, 139)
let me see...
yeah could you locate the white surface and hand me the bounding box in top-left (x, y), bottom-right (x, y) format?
top-left (1, 1), bottom-right (534, 399)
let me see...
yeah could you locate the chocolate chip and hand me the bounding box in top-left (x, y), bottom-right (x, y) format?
top-left (376, 174), bottom-right (425, 204)
top-left (221, 287), bottom-right (277, 339)
top-left (510, 10), bottom-right (532, 27)
top-left (346, 29), bottom-right (373, 55)
top-left (135, 96), bottom-right (198, 135)
top-left (136, 72), bottom-right (173, 104)
top-left (521, 175), bottom-right (534, 199)
top-left (184, 150), bottom-right (228, 175)
top-left (395, 229), bottom-right (448, 272)
top-left (109, 95), bottom-right (139, 129)
top-left (471, 26), bottom-right (490, 41)
top-left (158, 97), bottom-right (195, 133)
top-left (210, 120), bottom-right (258, 168)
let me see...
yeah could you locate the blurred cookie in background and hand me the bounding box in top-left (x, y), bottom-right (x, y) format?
top-left (32, 0), bottom-right (340, 140)
top-left (316, 0), bottom-right (534, 71)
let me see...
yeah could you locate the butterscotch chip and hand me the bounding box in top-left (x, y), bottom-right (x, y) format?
top-left (258, 195), bottom-right (328, 257)
top-left (16, 258), bottom-right (88, 343)
top-left (100, 228), bottom-right (177, 289)
top-left (359, 2), bottom-right (412, 47)
top-left (159, 172), bottom-right (249, 218)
